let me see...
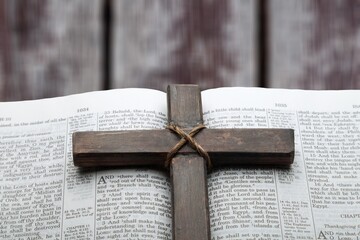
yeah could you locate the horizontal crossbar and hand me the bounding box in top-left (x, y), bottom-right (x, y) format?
top-left (73, 128), bottom-right (294, 167)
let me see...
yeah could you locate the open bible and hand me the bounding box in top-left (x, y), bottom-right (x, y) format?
top-left (1, 87), bottom-right (359, 239)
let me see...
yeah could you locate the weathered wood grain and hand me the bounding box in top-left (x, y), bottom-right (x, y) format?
top-left (167, 85), bottom-right (210, 240)
top-left (73, 128), bottom-right (294, 167)
top-left (112, 0), bottom-right (257, 90)
top-left (268, 0), bottom-right (360, 89)
top-left (0, 0), bottom-right (102, 101)
top-left (172, 155), bottom-right (210, 240)
top-left (167, 84), bottom-right (203, 128)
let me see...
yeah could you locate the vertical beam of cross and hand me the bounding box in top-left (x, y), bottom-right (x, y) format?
top-left (167, 85), bottom-right (210, 239)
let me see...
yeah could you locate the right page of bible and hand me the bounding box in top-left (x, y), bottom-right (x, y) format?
top-left (202, 87), bottom-right (360, 240)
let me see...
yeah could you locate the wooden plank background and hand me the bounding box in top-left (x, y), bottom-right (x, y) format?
top-left (0, 0), bottom-right (102, 101)
top-left (269, 0), bottom-right (360, 89)
top-left (112, 0), bottom-right (257, 90)
top-left (0, 0), bottom-right (359, 101)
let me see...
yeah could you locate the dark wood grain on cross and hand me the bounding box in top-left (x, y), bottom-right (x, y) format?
top-left (73, 85), bottom-right (294, 240)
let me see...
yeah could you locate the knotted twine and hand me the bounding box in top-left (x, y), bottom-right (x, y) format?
top-left (165, 123), bottom-right (212, 170)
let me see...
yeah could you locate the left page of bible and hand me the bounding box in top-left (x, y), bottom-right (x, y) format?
top-left (0, 89), bottom-right (172, 239)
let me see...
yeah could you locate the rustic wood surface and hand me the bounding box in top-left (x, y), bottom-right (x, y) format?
top-left (167, 85), bottom-right (210, 240)
top-left (112, 0), bottom-right (258, 91)
top-left (73, 128), bottom-right (294, 167)
top-left (0, 0), bottom-right (102, 101)
top-left (172, 155), bottom-right (210, 240)
top-left (0, 1), bottom-right (359, 101)
top-left (268, 0), bottom-right (360, 89)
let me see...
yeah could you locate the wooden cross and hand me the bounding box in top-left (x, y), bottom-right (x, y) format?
top-left (73, 85), bottom-right (294, 240)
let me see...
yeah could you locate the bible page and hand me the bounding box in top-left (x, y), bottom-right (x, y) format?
top-left (202, 87), bottom-right (360, 240)
top-left (0, 89), bottom-right (172, 239)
